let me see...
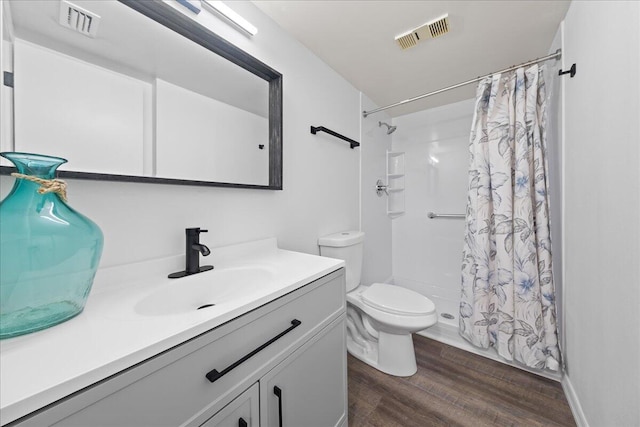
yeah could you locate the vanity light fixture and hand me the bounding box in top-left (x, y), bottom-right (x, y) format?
top-left (176, 0), bottom-right (201, 14)
top-left (200, 0), bottom-right (258, 36)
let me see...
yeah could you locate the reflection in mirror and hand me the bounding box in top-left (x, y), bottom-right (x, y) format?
top-left (2, 0), bottom-right (282, 188)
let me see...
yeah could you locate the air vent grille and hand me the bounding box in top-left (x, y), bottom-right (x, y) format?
top-left (58, 0), bottom-right (101, 38)
top-left (396, 33), bottom-right (418, 50)
top-left (428, 15), bottom-right (449, 38)
top-left (395, 14), bottom-right (450, 50)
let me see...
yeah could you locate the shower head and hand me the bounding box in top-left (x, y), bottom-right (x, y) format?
top-left (378, 121), bottom-right (397, 135)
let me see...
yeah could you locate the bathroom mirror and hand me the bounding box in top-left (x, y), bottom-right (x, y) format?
top-left (1, 0), bottom-right (283, 189)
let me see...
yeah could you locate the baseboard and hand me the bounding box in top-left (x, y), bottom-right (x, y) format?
top-left (562, 375), bottom-right (589, 427)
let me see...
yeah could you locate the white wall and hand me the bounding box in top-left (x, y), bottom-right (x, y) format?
top-left (562, 1), bottom-right (640, 426)
top-left (360, 94), bottom-right (392, 285)
top-left (1, 2), bottom-right (13, 163)
top-left (391, 99), bottom-right (473, 324)
top-left (545, 23), bottom-right (565, 371)
top-left (0, 1), bottom-right (361, 268)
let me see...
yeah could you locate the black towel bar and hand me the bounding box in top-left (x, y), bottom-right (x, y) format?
top-left (310, 126), bottom-right (360, 149)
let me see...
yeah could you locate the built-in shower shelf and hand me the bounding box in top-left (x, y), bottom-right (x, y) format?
top-left (387, 151), bottom-right (405, 175)
top-left (386, 151), bottom-right (405, 217)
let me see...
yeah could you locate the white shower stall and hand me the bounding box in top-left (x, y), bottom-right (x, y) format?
top-left (360, 44), bottom-right (563, 379)
top-left (391, 98), bottom-right (473, 331)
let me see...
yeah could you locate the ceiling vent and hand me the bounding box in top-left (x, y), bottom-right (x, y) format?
top-left (395, 14), bottom-right (450, 50)
top-left (58, 0), bottom-right (101, 38)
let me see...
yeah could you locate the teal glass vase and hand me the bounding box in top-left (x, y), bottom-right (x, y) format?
top-left (0, 152), bottom-right (103, 339)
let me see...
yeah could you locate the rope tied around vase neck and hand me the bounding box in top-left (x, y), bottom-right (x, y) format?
top-left (11, 173), bottom-right (68, 202)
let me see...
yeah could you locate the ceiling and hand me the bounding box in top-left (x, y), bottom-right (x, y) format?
top-left (253, 0), bottom-right (571, 117)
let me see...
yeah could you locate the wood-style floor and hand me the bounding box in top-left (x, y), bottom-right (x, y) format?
top-left (348, 335), bottom-right (576, 427)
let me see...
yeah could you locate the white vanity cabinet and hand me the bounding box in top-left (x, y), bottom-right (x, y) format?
top-left (9, 269), bottom-right (347, 427)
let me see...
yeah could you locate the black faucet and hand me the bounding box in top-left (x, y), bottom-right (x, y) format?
top-left (168, 228), bottom-right (214, 278)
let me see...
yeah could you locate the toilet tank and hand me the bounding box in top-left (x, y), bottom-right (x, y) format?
top-left (318, 231), bottom-right (364, 292)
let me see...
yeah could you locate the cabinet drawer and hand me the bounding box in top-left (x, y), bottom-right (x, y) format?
top-left (16, 269), bottom-right (345, 427)
top-left (200, 383), bottom-right (258, 427)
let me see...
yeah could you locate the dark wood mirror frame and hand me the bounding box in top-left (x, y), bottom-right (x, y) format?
top-left (1, 0), bottom-right (283, 190)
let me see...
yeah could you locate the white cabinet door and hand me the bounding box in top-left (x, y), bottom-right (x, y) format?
top-left (260, 318), bottom-right (347, 427)
top-left (200, 383), bottom-right (259, 427)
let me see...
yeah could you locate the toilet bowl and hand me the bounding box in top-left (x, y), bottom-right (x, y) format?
top-left (318, 231), bottom-right (437, 377)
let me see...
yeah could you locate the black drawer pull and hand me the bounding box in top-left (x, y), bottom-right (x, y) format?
top-left (206, 319), bottom-right (302, 383)
top-left (274, 386), bottom-right (283, 427)
top-left (239, 417), bottom-right (248, 427)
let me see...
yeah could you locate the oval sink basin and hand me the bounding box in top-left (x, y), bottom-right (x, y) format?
top-left (135, 266), bottom-right (276, 316)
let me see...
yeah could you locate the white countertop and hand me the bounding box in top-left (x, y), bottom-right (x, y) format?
top-left (0, 238), bottom-right (343, 425)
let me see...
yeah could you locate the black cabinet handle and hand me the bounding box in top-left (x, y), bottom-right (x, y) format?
top-left (238, 418), bottom-right (248, 427)
top-left (274, 386), bottom-right (283, 427)
top-left (206, 319), bottom-right (302, 383)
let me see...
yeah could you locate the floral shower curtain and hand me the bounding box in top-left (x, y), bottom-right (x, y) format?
top-left (459, 64), bottom-right (560, 371)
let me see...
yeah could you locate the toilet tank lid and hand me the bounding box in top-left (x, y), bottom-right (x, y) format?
top-left (318, 231), bottom-right (365, 247)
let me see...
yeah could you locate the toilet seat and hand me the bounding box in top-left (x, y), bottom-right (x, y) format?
top-left (361, 283), bottom-right (435, 316)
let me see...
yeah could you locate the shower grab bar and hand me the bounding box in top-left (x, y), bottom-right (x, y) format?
top-left (427, 212), bottom-right (465, 219)
top-left (310, 126), bottom-right (360, 149)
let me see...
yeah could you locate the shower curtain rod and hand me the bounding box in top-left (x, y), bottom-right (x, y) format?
top-left (362, 49), bottom-right (562, 118)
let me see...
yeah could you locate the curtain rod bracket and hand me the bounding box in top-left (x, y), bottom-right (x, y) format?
top-left (558, 63), bottom-right (576, 78)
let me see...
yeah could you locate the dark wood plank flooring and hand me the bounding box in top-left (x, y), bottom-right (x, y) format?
top-left (348, 335), bottom-right (576, 427)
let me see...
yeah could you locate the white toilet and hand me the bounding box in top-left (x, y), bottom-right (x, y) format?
top-left (318, 231), bottom-right (437, 377)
